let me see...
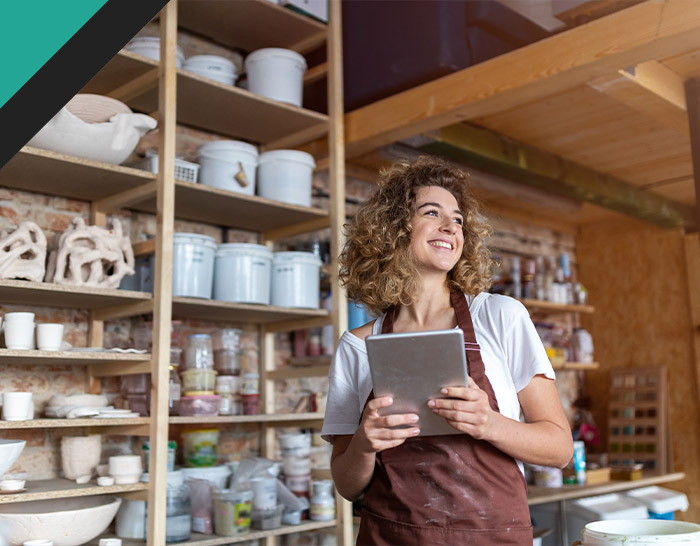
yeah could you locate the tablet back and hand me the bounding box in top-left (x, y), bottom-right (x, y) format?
top-left (366, 329), bottom-right (468, 436)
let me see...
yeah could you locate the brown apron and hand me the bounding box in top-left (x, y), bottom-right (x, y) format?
top-left (356, 291), bottom-right (532, 545)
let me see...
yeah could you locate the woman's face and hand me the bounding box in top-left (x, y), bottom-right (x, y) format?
top-left (409, 186), bottom-right (464, 276)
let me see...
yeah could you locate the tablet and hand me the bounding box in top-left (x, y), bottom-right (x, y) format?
top-left (366, 328), bottom-right (469, 436)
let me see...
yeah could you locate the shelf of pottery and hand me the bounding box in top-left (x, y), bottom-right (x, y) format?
top-left (0, 1), bottom-right (350, 545)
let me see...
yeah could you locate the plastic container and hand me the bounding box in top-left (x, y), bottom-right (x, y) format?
top-left (282, 455), bottom-right (311, 476)
top-left (252, 504), bottom-right (283, 530)
top-left (284, 473), bottom-right (311, 497)
top-left (142, 440), bottom-right (176, 472)
top-left (182, 465), bottom-right (232, 490)
top-left (182, 429), bottom-right (220, 467)
top-left (179, 394), bottom-right (221, 417)
top-left (125, 36), bottom-right (184, 67)
top-left (213, 489), bottom-right (253, 536)
top-left (581, 520), bottom-right (700, 545)
top-left (182, 369), bottom-right (218, 393)
top-left (197, 140), bottom-right (258, 196)
top-left (279, 433), bottom-right (312, 457)
top-left (183, 55), bottom-right (237, 86)
top-left (173, 233), bottom-right (217, 298)
top-left (310, 480), bottom-right (335, 521)
top-left (245, 48), bottom-right (307, 106)
top-left (142, 470), bottom-right (192, 542)
top-left (241, 393), bottom-right (260, 415)
top-left (250, 477), bottom-right (278, 509)
top-left (213, 243), bottom-right (272, 304)
top-left (240, 373), bottom-right (260, 394)
top-left (211, 329), bottom-right (242, 374)
top-left (625, 486), bottom-right (689, 520)
top-left (257, 150), bottom-right (315, 207)
top-left (184, 334), bottom-right (215, 370)
top-left (271, 251), bottom-right (322, 308)
top-left (216, 376), bottom-right (238, 415)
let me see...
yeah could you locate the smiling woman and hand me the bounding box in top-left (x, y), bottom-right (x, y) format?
top-left (324, 157), bottom-right (573, 546)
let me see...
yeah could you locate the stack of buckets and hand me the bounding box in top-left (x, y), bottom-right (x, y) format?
top-left (279, 433), bottom-right (312, 499)
top-left (172, 233), bottom-right (322, 309)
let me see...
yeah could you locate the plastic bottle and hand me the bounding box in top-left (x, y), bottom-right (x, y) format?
top-left (310, 480), bottom-right (335, 521)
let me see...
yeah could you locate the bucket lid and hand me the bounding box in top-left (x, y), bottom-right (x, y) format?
top-left (214, 488), bottom-right (254, 502)
top-left (197, 140), bottom-right (258, 158)
top-left (245, 48), bottom-right (307, 70)
top-left (273, 251), bottom-right (322, 266)
top-left (182, 465), bottom-right (231, 477)
top-left (184, 55), bottom-right (236, 72)
top-left (259, 150), bottom-right (315, 168)
top-left (126, 37), bottom-right (184, 60)
top-left (173, 232), bottom-right (217, 249)
top-left (216, 243), bottom-right (272, 258)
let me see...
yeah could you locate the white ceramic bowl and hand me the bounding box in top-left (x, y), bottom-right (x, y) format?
top-left (65, 94), bottom-right (132, 123)
top-left (0, 439), bottom-right (26, 477)
top-left (0, 495), bottom-right (121, 546)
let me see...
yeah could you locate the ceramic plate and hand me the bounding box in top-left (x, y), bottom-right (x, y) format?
top-left (0, 488), bottom-right (26, 494)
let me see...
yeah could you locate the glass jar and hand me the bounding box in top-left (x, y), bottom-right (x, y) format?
top-left (309, 480), bottom-right (335, 521)
top-left (184, 334), bottom-right (214, 370)
top-left (144, 470), bottom-right (192, 542)
top-left (169, 365), bottom-right (181, 415)
top-left (216, 375), bottom-right (238, 416)
top-left (212, 328), bottom-right (242, 375)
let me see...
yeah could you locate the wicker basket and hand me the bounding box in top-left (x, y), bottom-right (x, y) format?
top-left (133, 154), bottom-right (200, 183)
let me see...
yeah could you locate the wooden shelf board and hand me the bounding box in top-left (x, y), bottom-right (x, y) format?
top-left (80, 49), bottom-right (159, 97)
top-left (0, 417), bottom-right (149, 430)
top-left (0, 349), bottom-right (150, 366)
top-left (527, 471), bottom-right (685, 506)
top-left (0, 279), bottom-right (151, 310)
top-left (0, 147), bottom-right (156, 202)
top-left (129, 180), bottom-right (329, 232)
top-left (288, 355), bottom-right (333, 367)
top-left (520, 298), bottom-right (595, 314)
top-left (267, 364), bottom-right (330, 380)
top-left (178, 0), bottom-right (327, 53)
top-left (183, 520), bottom-right (338, 545)
top-left (170, 412), bottom-right (324, 425)
top-left (552, 361), bottom-right (601, 370)
top-left (171, 297), bottom-right (330, 325)
top-left (0, 478), bottom-right (148, 504)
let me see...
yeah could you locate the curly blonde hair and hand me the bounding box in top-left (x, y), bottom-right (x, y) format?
top-left (339, 157), bottom-right (494, 316)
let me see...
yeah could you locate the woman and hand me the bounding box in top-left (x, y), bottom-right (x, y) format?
top-left (321, 158), bottom-right (573, 545)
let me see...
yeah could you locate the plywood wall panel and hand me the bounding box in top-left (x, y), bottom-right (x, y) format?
top-left (577, 217), bottom-right (700, 521)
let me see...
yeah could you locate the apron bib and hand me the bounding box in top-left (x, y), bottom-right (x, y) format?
top-left (356, 291), bottom-right (532, 545)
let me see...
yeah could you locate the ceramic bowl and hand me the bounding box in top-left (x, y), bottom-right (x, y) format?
top-left (0, 439), bottom-right (26, 477)
top-left (0, 495), bottom-right (121, 546)
top-left (65, 94), bottom-right (132, 124)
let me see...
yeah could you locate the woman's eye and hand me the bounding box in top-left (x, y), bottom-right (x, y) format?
top-left (453, 217), bottom-right (463, 225)
top-left (426, 209), bottom-right (438, 216)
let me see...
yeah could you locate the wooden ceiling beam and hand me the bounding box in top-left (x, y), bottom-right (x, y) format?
top-left (684, 78), bottom-right (700, 230)
top-left (623, 60), bottom-right (687, 111)
top-left (409, 122), bottom-right (696, 230)
top-left (341, 0), bottom-right (700, 159)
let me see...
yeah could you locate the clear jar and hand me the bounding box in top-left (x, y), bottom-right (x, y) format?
top-left (144, 470), bottom-right (192, 542)
top-left (184, 334), bottom-right (214, 370)
top-left (169, 365), bottom-right (181, 415)
top-left (310, 480), bottom-right (335, 521)
top-left (212, 329), bottom-right (242, 375)
top-left (216, 375), bottom-right (237, 416)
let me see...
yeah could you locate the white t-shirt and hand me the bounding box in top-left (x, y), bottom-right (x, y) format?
top-left (321, 293), bottom-right (555, 444)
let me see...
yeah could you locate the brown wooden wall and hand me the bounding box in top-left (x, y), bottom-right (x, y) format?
top-left (577, 216), bottom-right (700, 521)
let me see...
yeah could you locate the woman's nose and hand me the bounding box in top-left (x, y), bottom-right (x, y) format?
top-left (441, 219), bottom-right (458, 233)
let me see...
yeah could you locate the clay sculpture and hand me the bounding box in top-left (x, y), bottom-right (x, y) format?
top-left (45, 217), bottom-right (134, 288)
top-left (0, 222), bottom-right (47, 282)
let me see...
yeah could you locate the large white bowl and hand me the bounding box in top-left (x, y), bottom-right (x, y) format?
top-left (0, 496), bottom-right (121, 546)
top-left (0, 440), bottom-right (26, 477)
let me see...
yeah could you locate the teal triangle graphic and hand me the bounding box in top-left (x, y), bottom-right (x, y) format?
top-left (0, 1), bottom-right (108, 109)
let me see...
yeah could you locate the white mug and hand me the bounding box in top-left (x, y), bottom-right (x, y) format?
top-left (5, 320), bottom-right (35, 350)
top-left (37, 323), bottom-right (64, 351)
top-left (2, 392), bottom-right (33, 421)
top-left (4, 312), bottom-right (35, 323)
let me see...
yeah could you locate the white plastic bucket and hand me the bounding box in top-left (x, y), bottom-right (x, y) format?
top-left (173, 233), bottom-right (217, 298)
top-left (271, 252), bottom-right (322, 308)
top-left (197, 140), bottom-right (258, 196)
top-left (581, 520), bottom-right (700, 545)
top-left (125, 36), bottom-right (184, 68)
top-left (245, 48), bottom-right (307, 107)
top-left (258, 150), bottom-right (315, 207)
top-left (213, 243), bottom-right (272, 304)
top-left (184, 55), bottom-right (237, 86)
top-left (181, 465), bottom-right (232, 490)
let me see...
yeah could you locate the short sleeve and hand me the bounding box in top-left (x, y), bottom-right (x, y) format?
top-left (503, 300), bottom-right (555, 392)
top-left (321, 331), bottom-right (368, 442)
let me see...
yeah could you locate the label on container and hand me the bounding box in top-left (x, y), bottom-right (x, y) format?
top-left (310, 503), bottom-right (335, 521)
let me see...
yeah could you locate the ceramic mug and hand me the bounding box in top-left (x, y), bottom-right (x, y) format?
top-left (2, 392), bottom-right (33, 421)
top-left (36, 323), bottom-right (64, 351)
top-left (4, 312), bottom-right (35, 323)
top-left (109, 455), bottom-right (142, 484)
top-left (4, 320), bottom-right (35, 350)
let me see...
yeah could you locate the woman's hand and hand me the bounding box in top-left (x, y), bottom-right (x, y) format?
top-left (428, 377), bottom-right (497, 440)
top-left (354, 395), bottom-right (420, 453)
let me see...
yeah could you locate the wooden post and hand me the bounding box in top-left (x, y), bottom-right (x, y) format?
top-left (327, 1), bottom-right (353, 544)
top-left (146, 1), bottom-right (177, 544)
top-left (87, 205), bottom-right (106, 394)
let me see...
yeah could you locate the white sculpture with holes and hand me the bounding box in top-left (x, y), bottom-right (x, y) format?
top-left (0, 221), bottom-right (47, 282)
top-left (45, 217), bottom-right (135, 288)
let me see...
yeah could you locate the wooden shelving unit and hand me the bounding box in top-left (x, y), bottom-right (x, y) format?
top-left (0, 478), bottom-right (149, 505)
top-left (551, 361), bottom-right (600, 371)
top-left (0, 348), bottom-right (150, 367)
top-left (520, 298), bottom-right (595, 314)
top-left (0, 417), bottom-right (150, 430)
top-left (171, 297), bottom-right (331, 325)
top-left (170, 412), bottom-right (323, 425)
